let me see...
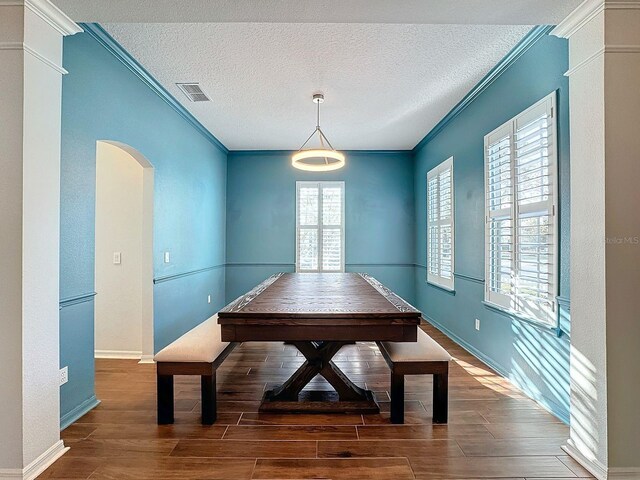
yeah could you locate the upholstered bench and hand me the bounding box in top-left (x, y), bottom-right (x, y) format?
top-left (154, 314), bottom-right (237, 425)
top-left (377, 328), bottom-right (452, 424)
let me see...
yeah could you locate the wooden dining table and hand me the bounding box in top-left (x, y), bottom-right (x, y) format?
top-left (218, 272), bottom-right (421, 413)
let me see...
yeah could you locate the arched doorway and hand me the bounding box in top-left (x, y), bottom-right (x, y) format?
top-left (94, 141), bottom-right (154, 363)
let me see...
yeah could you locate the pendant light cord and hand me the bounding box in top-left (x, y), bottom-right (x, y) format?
top-left (297, 95), bottom-right (336, 152)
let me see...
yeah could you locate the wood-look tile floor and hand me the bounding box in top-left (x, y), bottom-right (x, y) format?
top-left (41, 323), bottom-right (591, 479)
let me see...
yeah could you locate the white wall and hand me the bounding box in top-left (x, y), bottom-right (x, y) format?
top-left (566, 14), bottom-right (609, 470)
top-left (602, 5), bottom-right (640, 472)
top-left (21, 7), bottom-right (65, 466)
top-left (554, 0), bottom-right (640, 477)
top-left (95, 142), bottom-right (153, 358)
top-left (0, 5), bottom-right (27, 470)
top-left (0, 1), bottom-right (80, 476)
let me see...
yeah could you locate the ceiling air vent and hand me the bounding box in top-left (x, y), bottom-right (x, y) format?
top-left (176, 83), bottom-right (210, 102)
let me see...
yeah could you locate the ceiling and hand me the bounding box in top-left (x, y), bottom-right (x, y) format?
top-left (54, 1), bottom-right (580, 25)
top-left (54, 1), bottom-right (581, 150)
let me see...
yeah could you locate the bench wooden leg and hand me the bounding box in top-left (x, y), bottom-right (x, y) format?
top-left (433, 372), bottom-right (448, 424)
top-left (201, 373), bottom-right (216, 425)
top-left (390, 371), bottom-right (405, 424)
top-left (157, 374), bottom-right (174, 425)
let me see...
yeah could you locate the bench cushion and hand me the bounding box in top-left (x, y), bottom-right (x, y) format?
top-left (154, 314), bottom-right (228, 363)
top-left (381, 329), bottom-right (452, 363)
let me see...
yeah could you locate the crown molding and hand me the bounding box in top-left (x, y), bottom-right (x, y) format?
top-left (563, 44), bottom-right (640, 76)
top-left (26, 0), bottom-right (82, 36)
top-left (552, 0), bottom-right (604, 38)
top-left (606, 0), bottom-right (640, 7)
top-left (228, 149), bottom-right (411, 156)
top-left (81, 23), bottom-right (229, 154)
top-left (24, 42), bottom-right (68, 73)
top-left (564, 45), bottom-right (606, 76)
top-left (0, 41), bottom-right (68, 74)
top-left (0, 41), bottom-right (23, 49)
top-left (552, 0), bottom-right (640, 39)
top-left (412, 25), bottom-right (553, 152)
top-left (0, 0), bottom-right (82, 36)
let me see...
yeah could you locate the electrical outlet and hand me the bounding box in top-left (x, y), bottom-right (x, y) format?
top-left (207, 295), bottom-right (211, 304)
top-left (164, 251), bottom-right (170, 263)
top-left (113, 252), bottom-right (121, 264)
top-left (475, 319), bottom-right (480, 331)
top-left (60, 366), bottom-right (68, 386)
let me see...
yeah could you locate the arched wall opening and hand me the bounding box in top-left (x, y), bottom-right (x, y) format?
top-left (94, 141), bottom-right (154, 363)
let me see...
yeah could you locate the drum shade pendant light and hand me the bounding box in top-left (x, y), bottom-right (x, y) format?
top-left (292, 93), bottom-right (345, 171)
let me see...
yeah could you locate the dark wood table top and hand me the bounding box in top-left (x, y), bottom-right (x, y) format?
top-left (218, 273), bottom-right (421, 325)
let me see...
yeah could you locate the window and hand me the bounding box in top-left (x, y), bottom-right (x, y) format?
top-left (427, 157), bottom-right (454, 290)
top-left (484, 92), bottom-right (558, 325)
top-left (296, 181), bottom-right (345, 272)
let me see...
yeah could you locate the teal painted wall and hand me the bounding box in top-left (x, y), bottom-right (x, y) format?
top-left (59, 27), bottom-right (572, 428)
top-left (60, 32), bottom-right (227, 422)
top-left (226, 151), bottom-right (415, 303)
top-left (413, 34), bottom-right (571, 421)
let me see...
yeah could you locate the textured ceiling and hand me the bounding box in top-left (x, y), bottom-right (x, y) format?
top-left (55, 0), bottom-right (581, 24)
top-left (103, 23), bottom-right (533, 150)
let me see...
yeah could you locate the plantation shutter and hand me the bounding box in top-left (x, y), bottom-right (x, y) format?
top-left (297, 185), bottom-right (320, 271)
top-left (296, 181), bottom-right (344, 273)
top-left (484, 92), bottom-right (558, 325)
top-left (427, 157), bottom-right (454, 290)
top-left (321, 185), bottom-right (343, 271)
top-left (485, 124), bottom-right (514, 309)
top-left (514, 98), bottom-right (556, 323)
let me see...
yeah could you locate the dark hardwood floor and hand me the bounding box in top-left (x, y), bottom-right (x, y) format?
top-left (40, 323), bottom-right (591, 479)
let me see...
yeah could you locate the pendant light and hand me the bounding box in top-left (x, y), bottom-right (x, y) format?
top-left (292, 93), bottom-right (345, 171)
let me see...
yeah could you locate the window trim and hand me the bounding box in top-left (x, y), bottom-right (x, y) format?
top-left (295, 181), bottom-right (345, 273)
top-left (426, 156), bottom-right (455, 291)
top-left (483, 91), bottom-right (559, 327)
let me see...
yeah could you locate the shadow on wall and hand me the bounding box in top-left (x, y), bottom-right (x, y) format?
top-left (418, 277), bottom-right (571, 423)
top-left (510, 321), bottom-right (570, 420)
top-left (568, 346), bottom-right (600, 464)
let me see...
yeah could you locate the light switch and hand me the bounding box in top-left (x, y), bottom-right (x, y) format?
top-left (113, 252), bottom-right (121, 264)
top-left (164, 251), bottom-right (170, 263)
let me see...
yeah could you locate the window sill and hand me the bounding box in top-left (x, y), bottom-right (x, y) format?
top-left (482, 301), bottom-right (563, 337)
top-left (426, 281), bottom-right (456, 295)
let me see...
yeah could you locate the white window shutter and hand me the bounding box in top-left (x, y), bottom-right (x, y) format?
top-left (427, 157), bottom-right (454, 290)
top-left (485, 123), bottom-right (514, 309)
top-left (484, 92), bottom-right (558, 325)
top-left (296, 181), bottom-right (345, 273)
top-left (297, 185), bottom-right (320, 271)
top-left (514, 97), bottom-right (557, 322)
top-left (321, 186), bottom-right (343, 271)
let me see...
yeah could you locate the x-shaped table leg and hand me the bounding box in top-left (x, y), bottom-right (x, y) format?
top-left (268, 341), bottom-right (368, 402)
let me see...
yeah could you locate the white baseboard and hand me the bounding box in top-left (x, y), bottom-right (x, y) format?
top-left (95, 349), bottom-right (142, 359)
top-left (138, 354), bottom-right (155, 364)
top-left (0, 440), bottom-right (68, 480)
top-left (564, 440), bottom-right (640, 480)
top-left (60, 395), bottom-right (101, 431)
top-left (563, 441), bottom-right (607, 480)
